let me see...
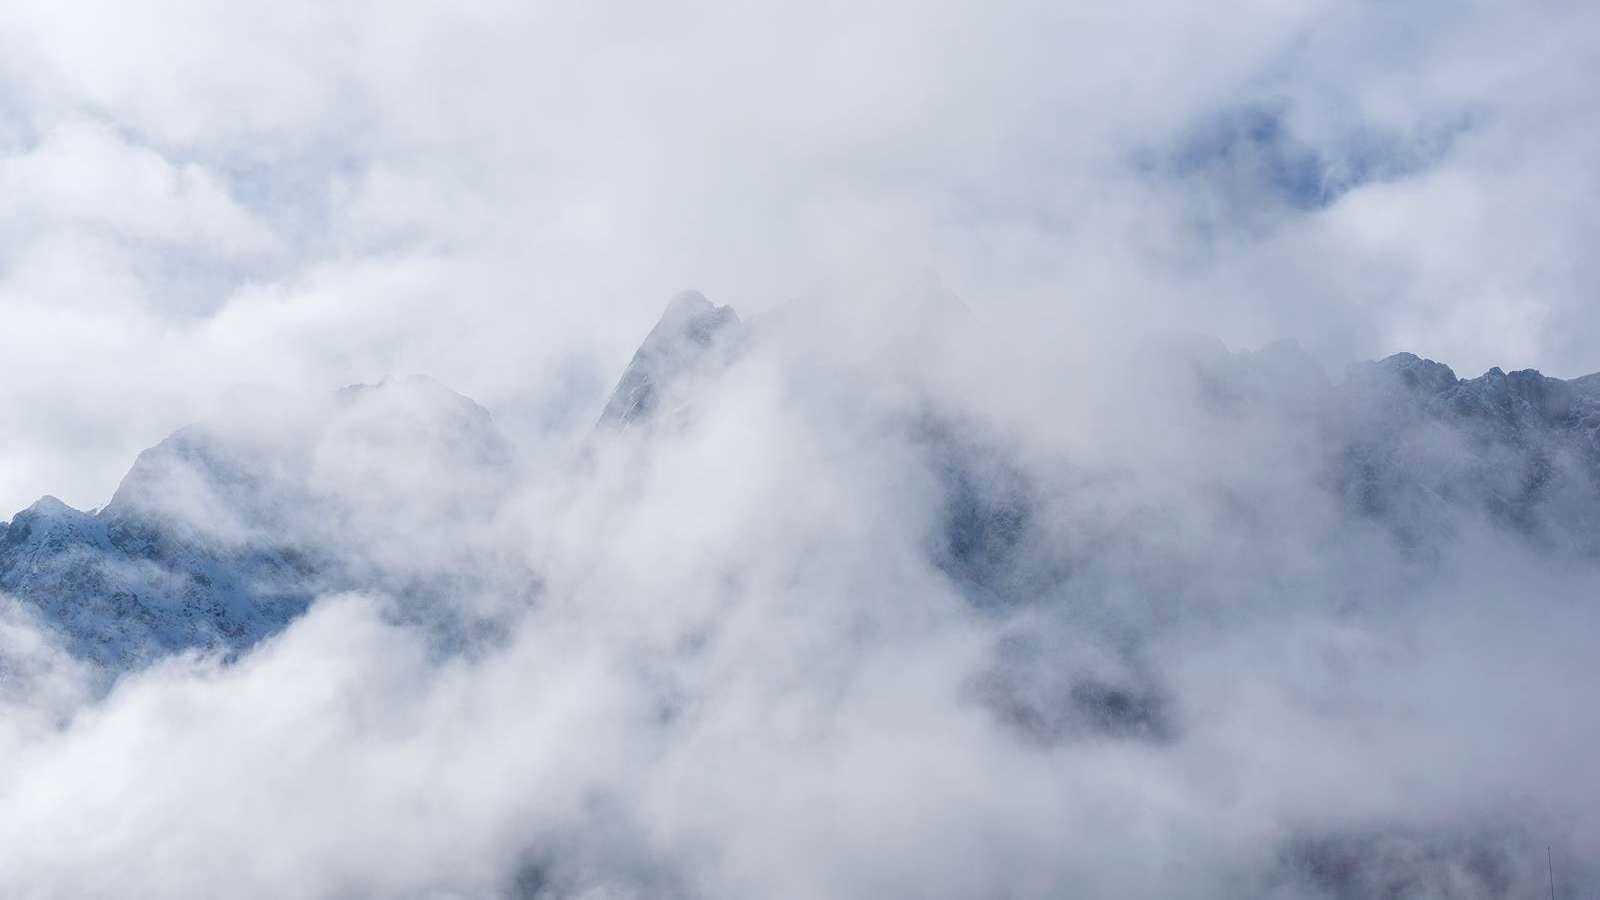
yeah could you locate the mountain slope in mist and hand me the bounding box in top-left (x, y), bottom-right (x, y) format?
top-left (5, 292), bottom-right (1600, 674)
top-left (0, 375), bottom-right (520, 669)
top-left (2, 291), bottom-right (1599, 898)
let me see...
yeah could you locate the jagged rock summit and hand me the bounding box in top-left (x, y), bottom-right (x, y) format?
top-left (596, 290), bottom-right (742, 430)
top-left (0, 487), bottom-right (311, 670)
top-left (7, 288), bottom-right (1600, 677)
top-left (0, 374), bottom-right (518, 670)
top-left (1337, 351), bottom-right (1600, 544)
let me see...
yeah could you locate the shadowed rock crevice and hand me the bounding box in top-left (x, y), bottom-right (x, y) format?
top-left (1270, 829), bottom-right (1543, 900)
top-left (969, 631), bottom-right (1177, 745)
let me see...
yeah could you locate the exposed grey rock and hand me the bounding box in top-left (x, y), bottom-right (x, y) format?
top-left (0, 491), bottom-right (306, 669)
top-left (1272, 828), bottom-right (1537, 899)
top-left (970, 631), bottom-right (1176, 746)
top-left (1337, 353), bottom-right (1600, 548)
top-left (0, 375), bottom-right (522, 672)
top-left (10, 289), bottom-right (1600, 681)
top-left (596, 290), bottom-right (743, 430)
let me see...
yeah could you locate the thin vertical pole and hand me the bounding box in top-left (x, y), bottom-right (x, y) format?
top-left (1547, 845), bottom-right (1555, 900)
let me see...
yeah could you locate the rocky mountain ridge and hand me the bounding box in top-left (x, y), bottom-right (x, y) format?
top-left (5, 292), bottom-right (1599, 673)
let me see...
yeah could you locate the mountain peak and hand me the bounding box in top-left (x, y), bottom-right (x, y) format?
top-left (662, 288), bottom-right (713, 317)
top-left (6, 496), bottom-right (96, 543)
top-left (596, 291), bottom-right (743, 430)
top-left (651, 290), bottom-right (739, 347)
top-left (339, 373), bottom-right (495, 422)
top-left (1353, 352), bottom-right (1459, 395)
top-left (2, 494), bottom-right (109, 561)
top-left (24, 495), bottom-right (77, 517)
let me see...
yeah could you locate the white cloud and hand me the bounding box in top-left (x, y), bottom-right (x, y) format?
top-left (0, 4), bottom-right (1598, 892)
top-left (0, 0), bottom-right (1595, 513)
top-left (0, 119), bottom-right (277, 256)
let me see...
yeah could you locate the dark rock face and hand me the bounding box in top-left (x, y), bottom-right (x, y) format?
top-left (0, 491), bottom-right (312, 669)
top-left (1273, 829), bottom-right (1534, 899)
top-left (971, 632), bottom-right (1176, 746)
top-left (915, 415), bottom-right (1035, 608)
top-left (0, 376), bottom-right (519, 671)
top-left (1336, 353), bottom-right (1600, 549)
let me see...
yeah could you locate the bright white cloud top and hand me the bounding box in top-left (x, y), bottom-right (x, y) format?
top-left (0, 2), bottom-right (1597, 898)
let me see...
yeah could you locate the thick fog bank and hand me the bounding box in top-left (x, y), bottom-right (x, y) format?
top-left (2, 295), bottom-right (1597, 899)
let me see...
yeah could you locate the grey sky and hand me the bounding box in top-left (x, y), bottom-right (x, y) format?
top-left (0, 2), bottom-right (1595, 512)
top-left (3, 1), bottom-right (1597, 514)
top-left (3, 6), bottom-right (1600, 894)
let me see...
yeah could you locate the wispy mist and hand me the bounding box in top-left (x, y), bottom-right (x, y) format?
top-left (1, 2), bottom-right (1598, 897)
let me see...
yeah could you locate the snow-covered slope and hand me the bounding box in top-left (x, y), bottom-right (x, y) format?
top-left (0, 493), bottom-right (311, 669)
top-left (0, 375), bottom-right (520, 670)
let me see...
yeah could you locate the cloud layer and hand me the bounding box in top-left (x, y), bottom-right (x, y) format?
top-left (3, 293), bottom-right (1599, 897)
top-left (2, 2), bottom-right (1599, 897)
top-left (2, 0), bottom-right (1599, 514)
